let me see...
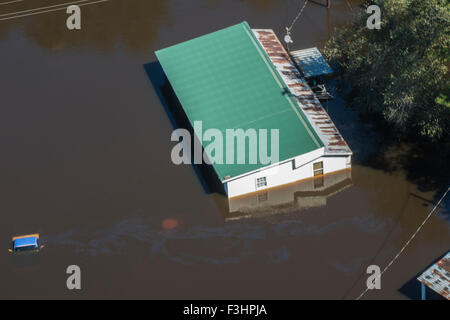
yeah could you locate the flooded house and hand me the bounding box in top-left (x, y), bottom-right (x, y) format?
top-left (155, 22), bottom-right (352, 199)
top-left (225, 167), bottom-right (352, 221)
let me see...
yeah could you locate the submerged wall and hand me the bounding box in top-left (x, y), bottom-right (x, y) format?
top-left (225, 149), bottom-right (351, 198)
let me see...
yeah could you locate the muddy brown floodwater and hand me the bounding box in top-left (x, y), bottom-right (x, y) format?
top-left (0, 0), bottom-right (449, 299)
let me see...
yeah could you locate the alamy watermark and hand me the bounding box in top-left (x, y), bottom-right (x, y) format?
top-left (366, 264), bottom-right (381, 290)
top-left (171, 121), bottom-right (280, 168)
top-left (366, 5), bottom-right (381, 30)
top-left (66, 5), bottom-right (81, 30)
top-left (66, 265), bottom-right (81, 290)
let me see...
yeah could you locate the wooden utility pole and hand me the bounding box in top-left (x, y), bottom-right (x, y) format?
top-left (327, 0), bottom-right (331, 9)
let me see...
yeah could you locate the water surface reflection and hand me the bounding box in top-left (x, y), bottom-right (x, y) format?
top-left (1, 0), bottom-right (448, 300)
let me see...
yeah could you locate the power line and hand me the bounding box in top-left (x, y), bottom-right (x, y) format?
top-left (0, 0), bottom-right (24, 5)
top-left (356, 186), bottom-right (450, 300)
top-left (346, 0), bottom-right (353, 12)
top-left (0, 0), bottom-right (109, 21)
top-left (0, 0), bottom-right (91, 17)
top-left (342, 183), bottom-right (413, 299)
top-left (286, 0), bottom-right (309, 34)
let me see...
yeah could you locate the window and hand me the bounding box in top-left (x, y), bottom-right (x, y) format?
top-left (256, 177), bottom-right (267, 189)
top-left (313, 161), bottom-right (324, 176)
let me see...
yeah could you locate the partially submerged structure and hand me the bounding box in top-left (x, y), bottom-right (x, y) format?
top-left (156, 22), bottom-right (352, 199)
top-left (417, 251), bottom-right (449, 300)
top-left (290, 47), bottom-right (333, 79)
top-left (290, 47), bottom-right (334, 100)
top-left (9, 234), bottom-right (41, 253)
top-left (226, 167), bottom-right (352, 221)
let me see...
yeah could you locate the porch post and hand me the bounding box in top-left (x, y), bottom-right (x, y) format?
top-left (421, 282), bottom-right (426, 300)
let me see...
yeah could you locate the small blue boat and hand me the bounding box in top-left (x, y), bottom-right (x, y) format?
top-left (9, 234), bottom-right (43, 253)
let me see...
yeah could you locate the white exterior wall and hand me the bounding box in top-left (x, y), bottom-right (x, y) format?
top-left (224, 148), bottom-right (351, 198)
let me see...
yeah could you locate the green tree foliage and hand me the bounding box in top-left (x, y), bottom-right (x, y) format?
top-left (324, 0), bottom-right (450, 140)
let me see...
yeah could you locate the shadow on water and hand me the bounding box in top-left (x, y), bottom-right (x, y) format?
top-left (363, 136), bottom-right (450, 221)
top-left (324, 79), bottom-right (450, 219)
top-left (143, 61), bottom-right (226, 196)
top-left (398, 250), bottom-right (448, 300)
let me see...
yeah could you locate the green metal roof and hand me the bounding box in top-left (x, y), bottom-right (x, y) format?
top-left (155, 22), bottom-right (323, 181)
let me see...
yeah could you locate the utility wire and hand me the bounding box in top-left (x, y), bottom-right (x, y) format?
top-left (0, 0), bottom-right (91, 17)
top-left (346, 0), bottom-right (353, 12)
top-left (286, 0), bottom-right (309, 34)
top-left (0, 0), bottom-right (24, 5)
top-left (342, 183), bottom-right (413, 299)
top-left (0, 0), bottom-right (109, 21)
top-left (356, 186), bottom-right (450, 300)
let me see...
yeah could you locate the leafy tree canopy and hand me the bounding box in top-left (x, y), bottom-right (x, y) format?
top-left (324, 0), bottom-right (450, 140)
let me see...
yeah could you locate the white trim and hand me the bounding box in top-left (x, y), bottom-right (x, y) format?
top-left (221, 147), bottom-right (325, 183)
